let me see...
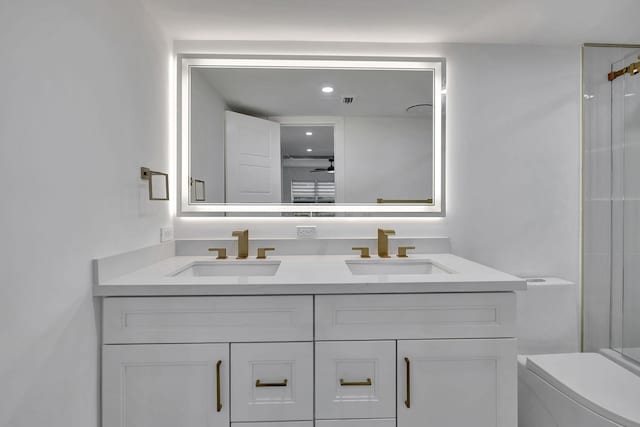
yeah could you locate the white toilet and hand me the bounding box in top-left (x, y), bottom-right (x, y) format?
top-left (517, 277), bottom-right (640, 427)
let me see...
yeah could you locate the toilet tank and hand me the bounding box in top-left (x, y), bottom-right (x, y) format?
top-left (516, 277), bottom-right (579, 355)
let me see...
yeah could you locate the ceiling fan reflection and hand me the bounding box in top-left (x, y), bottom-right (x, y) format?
top-left (310, 158), bottom-right (335, 174)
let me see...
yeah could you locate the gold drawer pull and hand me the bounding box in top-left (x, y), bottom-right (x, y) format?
top-left (256, 379), bottom-right (288, 387)
top-left (216, 360), bottom-right (223, 412)
top-left (340, 378), bottom-right (372, 386)
top-left (404, 357), bottom-right (411, 408)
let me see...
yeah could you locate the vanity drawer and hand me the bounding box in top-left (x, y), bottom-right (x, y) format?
top-left (233, 423), bottom-right (312, 427)
top-left (231, 342), bottom-right (313, 422)
top-left (315, 293), bottom-right (515, 340)
top-left (315, 420), bottom-right (395, 427)
top-left (103, 296), bottom-right (313, 344)
top-left (316, 341), bottom-right (396, 420)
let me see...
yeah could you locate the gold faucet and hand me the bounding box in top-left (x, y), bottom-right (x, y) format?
top-left (232, 229), bottom-right (249, 259)
top-left (377, 228), bottom-right (396, 258)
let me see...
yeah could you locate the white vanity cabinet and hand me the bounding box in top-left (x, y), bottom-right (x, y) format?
top-left (101, 292), bottom-right (517, 427)
top-left (314, 293), bottom-right (517, 427)
top-left (101, 295), bottom-right (314, 427)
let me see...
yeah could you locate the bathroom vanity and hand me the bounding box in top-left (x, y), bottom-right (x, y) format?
top-left (95, 241), bottom-right (525, 427)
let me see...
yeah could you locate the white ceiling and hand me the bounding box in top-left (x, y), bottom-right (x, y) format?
top-left (195, 67), bottom-right (434, 117)
top-left (281, 125), bottom-right (334, 159)
top-left (141, 0), bottom-right (640, 45)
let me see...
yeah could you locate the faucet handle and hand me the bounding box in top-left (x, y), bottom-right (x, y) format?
top-left (378, 228), bottom-right (396, 236)
top-left (257, 247), bottom-right (275, 259)
top-left (208, 248), bottom-right (228, 259)
top-left (397, 246), bottom-right (416, 258)
top-left (352, 247), bottom-right (371, 258)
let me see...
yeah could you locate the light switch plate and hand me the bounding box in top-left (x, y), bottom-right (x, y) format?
top-left (296, 225), bottom-right (317, 239)
top-left (160, 227), bottom-right (174, 242)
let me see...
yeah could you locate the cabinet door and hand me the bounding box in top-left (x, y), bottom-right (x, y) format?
top-left (103, 344), bottom-right (229, 427)
top-left (398, 339), bottom-right (516, 427)
top-left (231, 342), bottom-right (313, 422)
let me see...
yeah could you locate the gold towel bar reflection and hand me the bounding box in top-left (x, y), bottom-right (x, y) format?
top-left (377, 198), bottom-right (433, 204)
top-left (609, 55), bottom-right (640, 81)
top-left (256, 379), bottom-right (288, 387)
top-left (340, 378), bottom-right (372, 386)
top-left (191, 178), bottom-right (206, 202)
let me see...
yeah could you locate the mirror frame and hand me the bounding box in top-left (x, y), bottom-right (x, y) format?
top-left (177, 54), bottom-right (446, 216)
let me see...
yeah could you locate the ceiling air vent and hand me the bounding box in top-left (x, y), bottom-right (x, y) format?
top-left (342, 95), bottom-right (356, 104)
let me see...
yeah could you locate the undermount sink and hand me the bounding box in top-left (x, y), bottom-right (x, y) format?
top-left (171, 260), bottom-right (281, 277)
top-left (345, 258), bottom-right (453, 275)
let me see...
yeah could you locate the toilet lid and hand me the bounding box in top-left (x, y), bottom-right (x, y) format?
top-left (526, 353), bottom-right (640, 427)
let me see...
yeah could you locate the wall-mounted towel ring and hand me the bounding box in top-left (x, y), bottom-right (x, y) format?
top-left (141, 167), bottom-right (169, 201)
top-left (191, 178), bottom-right (206, 202)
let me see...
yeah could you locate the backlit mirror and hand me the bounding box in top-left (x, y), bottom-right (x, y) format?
top-left (179, 55), bottom-right (445, 215)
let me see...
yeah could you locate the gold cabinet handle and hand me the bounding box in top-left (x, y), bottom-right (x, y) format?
top-left (404, 357), bottom-right (411, 408)
top-left (352, 247), bottom-right (371, 258)
top-left (255, 379), bottom-right (288, 387)
top-left (256, 247), bottom-right (275, 259)
top-left (208, 248), bottom-right (228, 259)
top-left (340, 378), bottom-right (372, 386)
top-left (397, 246), bottom-right (416, 258)
top-left (216, 360), bottom-right (223, 412)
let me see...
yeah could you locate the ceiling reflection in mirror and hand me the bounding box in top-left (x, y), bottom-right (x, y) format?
top-left (180, 56), bottom-right (445, 215)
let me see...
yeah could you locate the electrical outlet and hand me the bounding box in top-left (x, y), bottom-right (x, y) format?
top-left (296, 225), bottom-right (317, 239)
top-left (160, 227), bottom-right (174, 242)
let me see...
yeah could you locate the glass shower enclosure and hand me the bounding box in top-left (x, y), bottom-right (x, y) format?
top-left (610, 49), bottom-right (640, 363)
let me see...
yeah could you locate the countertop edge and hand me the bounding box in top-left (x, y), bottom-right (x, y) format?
top-left (94, 280), bottom-right (526, 297)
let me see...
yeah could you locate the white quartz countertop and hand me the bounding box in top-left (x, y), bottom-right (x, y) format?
top-left (94, 253), bottom-right (526, 296)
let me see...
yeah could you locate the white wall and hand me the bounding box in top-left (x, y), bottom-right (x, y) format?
top-left (174, 41), bottom-right (581, 285)
top-left (0, 1), bottom-right (170, 426)
top-left (190, 69), bottom-right (226, 202)
top-left (343, 116), bottom-right (432, 202)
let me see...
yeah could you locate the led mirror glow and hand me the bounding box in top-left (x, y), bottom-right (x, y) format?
top-left (178, 55), bottom-right (446, 216)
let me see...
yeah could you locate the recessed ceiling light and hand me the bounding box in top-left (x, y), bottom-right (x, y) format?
top-left (321, 86), bottom-right (334, 94)
top-left (306, 148), bottom-right (313, 152)
top-left (306, 131), bottom-right (313, 136)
